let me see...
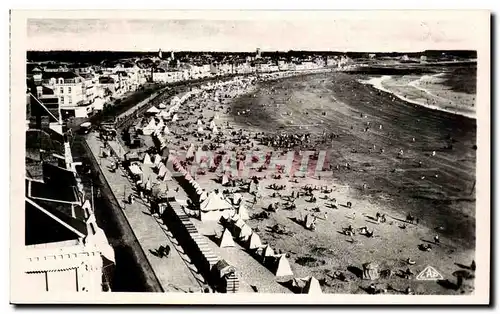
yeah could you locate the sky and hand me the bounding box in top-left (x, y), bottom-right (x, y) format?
top-left (26, 12), bottom-right (484, 52)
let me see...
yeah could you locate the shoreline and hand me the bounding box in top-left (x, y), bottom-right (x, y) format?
top-left (358, 75), bottom-right (476, 120)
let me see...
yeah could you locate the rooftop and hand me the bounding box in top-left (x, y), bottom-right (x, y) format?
top-left (25, 197), bottom-right (86, 246)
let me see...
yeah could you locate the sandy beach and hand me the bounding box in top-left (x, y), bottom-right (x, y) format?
top-left (123, 68), bottom-right (477, 294)
top-left (149, 70), bottom-right (476, 294)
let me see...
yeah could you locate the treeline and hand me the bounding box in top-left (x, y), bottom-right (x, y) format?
top-left (27, 49), bottom-right (477, 64)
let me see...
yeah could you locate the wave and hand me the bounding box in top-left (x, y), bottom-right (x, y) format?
top-left (358, 75), bottom-right (476, 120)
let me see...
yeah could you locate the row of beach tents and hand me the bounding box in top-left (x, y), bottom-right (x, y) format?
top-left (218, 212), bottom-right (322, 293)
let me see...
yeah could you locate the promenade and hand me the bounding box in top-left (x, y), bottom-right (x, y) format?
top-left (86, 133), bottom-right (205, 293)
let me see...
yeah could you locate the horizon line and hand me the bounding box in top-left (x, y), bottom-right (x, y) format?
top-left (26, 48), bottom-right (477, 54)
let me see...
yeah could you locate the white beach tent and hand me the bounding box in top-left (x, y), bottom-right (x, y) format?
top-left (238, 224), bottom-right (253, 242)
top-left (221, 174), bottom-right (229, 186)
top-left (163, 125), bottom-right (170, 134)
top-left (212, 126), bottom-right (218, 134)
top-left (142, 118), bottom-right (157, 136)
top-left (186, 144), bottom-right (196, 159)
top-left (159, 110), bottom-right (170, 119)
top-left (261, 245), bottom-right (275, 259)
top-left (128, 164), bottom-right (143, 176)
top-left (210, 120), bottom-right (217, 130)
top-left (219, 228), bottom-right (235, 248)
top-left (304, 276), bottom-right (322, 294)
top-left (143, 153), bottom-right (153, 166)
top-left (162, 167), bottom-right (173, 181)
top-left (158, 102), bottom-right (167, 109)
top-left (275, 255), bottom-right (294, 277)
top-left (238, 202), bottom-right (250, 220)
top-left (153, 154), bottom-right (162, 168)
top-left (147, 106), bottom-right (160, 114)
top-left (199, 190), bottom-right (234, 221)
top-left (144, 177), bottom-right (152, 191)
top-left (247, 232), bottom-right (262, 250)
top-left (232, 193), bottom-right (242, 205)
top-left (197, 126), bottom-right (204, 133)
top-left (292, 276), bottom-right (322, 294)
top-left (197, 119), bottom-right (203, 126)
top-left (199, 191), bottom-right (208, 202)
top-left (156, 119), bottom-right (165, 130)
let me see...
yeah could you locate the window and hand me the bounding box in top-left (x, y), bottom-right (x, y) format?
top-left (58, 78), bottom-right (64, 84)
top-left (68, 87), bottom-right (72, 93)
top-left (68, 97), bottom-right (72, 104)
top-left (60, 87), bottom-right (64, 94)
top-left (60, 97), bottom-right (64, 104)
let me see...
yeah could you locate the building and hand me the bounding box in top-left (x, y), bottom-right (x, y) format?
top-left (24, 115), bottom-right (115, 292)
top-left (42, 71), bottom-right (97, 119)
top-left (256, 48), bottom-right (261, 59)
top-left (159, 49), bottom-right (163, 59)
top-left (152, 68), bottom-right (183, 83)
top-left (43, 72), bottom-right (85, 106)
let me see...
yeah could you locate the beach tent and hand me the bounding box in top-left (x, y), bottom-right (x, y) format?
top-left (199, 191), bottom-right (208, 202)
top-left (304, 277), bottom-right (322, 294)
top-left (142, 118), bottom-right (157, 136)
top-left (238, 202), bottom-right (249, 220)
top-left (156, 119), bottom-right (165, 130)
top-left (147, 106), bottom-right (160, 114)
top-left (163, 125), bottom-right (170, 134)
top-left (221, 174), bottom-right (229, 186)
top-left (144, 177), bottom-right (152, 191)
top-left (238, 224), bottom-right (253, 242)
top-left (247, 232), bottom-right (262, 250)
top-left (186, 144), bottom-right (196, 159)
top-left (210, 120), bottom-right (217, 130)
top-left (199, 190), bottom-right (234, 221)
top-left (292, 276), bottom-right (322, 294)
top-left (219, 228), bottom-right (235, 248)
top-left (197, 119), bottom-right (203, 126)
top-left (212, 126), bottom-right (218, 134)
top-left (275, 255), bottom-right (294, 277)
top-left (261, 245), bottom-right (275, 259)
top-left (153, 154), bottom-right (162, 168)
top-left (158, 110), bottom-right (170, 119)
top-left (158, 103), bottom-right (167, 109)
top-left (197, 126), bottom-right (204, 133)
top-left (362, 262), bottom-right (380, 280)
top-left (128, 164), bottom-right (143, 176)
top-left (172, 114), bottom-right (179, 122)
top-left (232, 193), bottom-right (242, 205)
top-left (143, 153), bottom-right (153, 166)
top-left (163, 168), bottom-right (173, 181)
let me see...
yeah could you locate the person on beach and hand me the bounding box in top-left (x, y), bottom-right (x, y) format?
top-left (434, 235), bottom-right (440, 244)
